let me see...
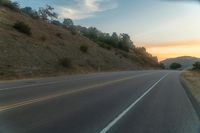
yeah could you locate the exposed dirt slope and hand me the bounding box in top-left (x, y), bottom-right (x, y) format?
top-left (0, 7), bottom-right (158, 79)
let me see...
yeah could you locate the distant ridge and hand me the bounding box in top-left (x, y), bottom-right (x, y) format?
top-left (161, 56), bottom-right (200, 69)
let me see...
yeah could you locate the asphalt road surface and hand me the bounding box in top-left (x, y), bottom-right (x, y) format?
top-left (0, 70), bottom-right (199, 133)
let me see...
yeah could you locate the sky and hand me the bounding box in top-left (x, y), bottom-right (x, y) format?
top-left (13, 0), bottom-right (200, 61)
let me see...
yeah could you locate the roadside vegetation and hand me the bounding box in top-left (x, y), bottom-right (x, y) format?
top-left (0, 0), bottom-right (154, 54)
top-left (0, 0), bottom-right (159, 79)
top-left (0, 0), bottom-right (20, 11)
top-left (13, 21), bottom-right (31, 35)
top-left (170, 62), bottom-right (182, 70)
top-left (182, 71), bottom-right (200, 104)
top-left (159, 63), bottom-right (165, 69)
top-left (181, 62), bottom-right (200, 107)
top-left (80, 45), bottom-right (88, 53)
top-left (193, 62), bottom-right (200, 70)
top-left (59, 57), bottom-right (71, 68)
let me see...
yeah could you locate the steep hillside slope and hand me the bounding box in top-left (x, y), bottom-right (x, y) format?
top-left (161, 56), bottom-right (200, 69)
top-left (0, 7), bottom-right (158, 79)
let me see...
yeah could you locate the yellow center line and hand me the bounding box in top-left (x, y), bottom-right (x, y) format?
top-left (0, 72), bottom-right (157, 112)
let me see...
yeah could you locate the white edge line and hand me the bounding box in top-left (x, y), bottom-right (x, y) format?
top-left (99, 73), bottom-right (169, 133)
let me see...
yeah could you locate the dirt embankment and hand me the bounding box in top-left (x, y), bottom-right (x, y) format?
top-left (0, 7), bottom-right (159, 80)
top-left (181, 71), bottom-right (200, 118)
top-left (181, 71), bottom-right (200, 104)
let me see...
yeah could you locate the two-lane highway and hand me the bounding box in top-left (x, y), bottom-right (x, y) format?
top-left (0, 70), bottom-right (199, 133)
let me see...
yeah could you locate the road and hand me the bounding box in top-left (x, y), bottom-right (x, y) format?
top-left (0, 70), bottom-right (199, 133)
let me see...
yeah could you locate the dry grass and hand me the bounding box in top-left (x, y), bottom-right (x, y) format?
top-left (0, 7), bottom-right (158, 80)
top-left (182, 71), bottom-right (200, 104)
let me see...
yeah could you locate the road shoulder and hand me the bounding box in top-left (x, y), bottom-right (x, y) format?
top-left (180, 71), bottom-right (200, 119)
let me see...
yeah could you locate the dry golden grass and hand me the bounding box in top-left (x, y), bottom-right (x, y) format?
top-left (0, 7), bottom-right (158, 80)
top-left (182, 71), bottom-right (200, 104)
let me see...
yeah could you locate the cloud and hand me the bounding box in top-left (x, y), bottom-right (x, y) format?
top-left (56, 0), bottom-right (118, 20)
top-left (163, 0), bottom-right (200, 2)
top-left (134, 10), bottom-right (200, 46)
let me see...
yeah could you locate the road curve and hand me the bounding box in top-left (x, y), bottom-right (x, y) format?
top-left (0, 70), bottom-right (199, 133)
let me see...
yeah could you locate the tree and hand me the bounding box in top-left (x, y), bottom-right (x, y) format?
top-left (159, 63), bottom-right (165, 69)
top-left (21, 7), bottom-right (33, 14)
top-left (38, 5), bottom-right (58, 21)
top-left (193, 62), bottom-right (200, 70)
top-left (86, 27), bottom-right (99, 41)
top-left (63, 18), bottom-right (74, 28)
top-left (170, 62), bottom-right (182, 70)
top-left (118, 34), bottom-right (133, 51)
top-left (102, 33), bottom-right (111, 44)
top-left (110, 32), bottom-right (119, 47)
top-left (137, 47), bottom-right (146, 53)
top-left (118, 33), bottom-right (135, 51)
top-left (21, 7), bottom-right (39, 19)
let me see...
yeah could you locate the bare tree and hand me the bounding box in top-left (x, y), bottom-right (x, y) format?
top-left (38, 5), bottom-right (58, 21)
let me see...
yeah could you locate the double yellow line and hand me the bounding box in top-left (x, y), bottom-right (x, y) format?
top-left (0, 72), bottom-right (156, 112)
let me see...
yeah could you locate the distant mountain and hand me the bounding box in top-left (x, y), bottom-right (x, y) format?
top-left (161, 56), bottom-right (200, 69)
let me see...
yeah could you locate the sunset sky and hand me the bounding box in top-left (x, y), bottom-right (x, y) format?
top-left (13, 0), bottom-right (200, 61)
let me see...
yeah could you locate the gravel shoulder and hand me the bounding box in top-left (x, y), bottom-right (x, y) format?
top-left (181, 71), bottom-right (200, 119)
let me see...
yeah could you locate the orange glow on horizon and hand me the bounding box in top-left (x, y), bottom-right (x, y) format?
top-left (145, 40), bottom-right (200, 62)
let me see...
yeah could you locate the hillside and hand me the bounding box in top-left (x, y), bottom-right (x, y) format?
top-left (0, 6), bottom-right (158, 79)
top-left (161, 56), bottom-right (200, 69)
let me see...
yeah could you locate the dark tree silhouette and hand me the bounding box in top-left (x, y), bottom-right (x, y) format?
top-left (170, 63), bottom-right (182, 70)
top-left (193, 62), bottom-right (200, 70)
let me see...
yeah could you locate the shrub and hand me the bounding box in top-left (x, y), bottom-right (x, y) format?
top-left (120, 52), bottom-right (129, 58)
top-left (80, 45), bottom-right (88, 53)
top-left (118, 43), bottom-right (129, 52)
top-left (51, 20), bottom-right (62, 26)
top-left (13, 21), bottom-right (31, 35)
top-left (55, 33), bottom-right (62, 39)
top-left (193, 62), bottom-right (200, 70)
top-left (21, 7), bottom-right (40, 19)
top-left (159, 63), bottom-right (165, 69)
top-left (99, 43), bottom-right (111, 50)
top-left (170, 62), bottom-right (182, 70)
top-left (39, 36), bottom-right (46, 42)
top-left (59, 57), bottom-right (71, 68)
top-left (70, 27), bottom-right (78, 35)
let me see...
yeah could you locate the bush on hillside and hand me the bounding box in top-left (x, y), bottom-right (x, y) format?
top-left (193, 62), bottom-right (200, 70)
top-left (170, 62), bottom-right (182, 70)
top-left (69, 26), bottom-right (78, 35)
top-left (99, 43), bottom-right (111, 50)
top-left (13, 21), bottom-right (31, 35)
top-left (80, 45), bottom-right (88, 53)
top-left (39, 35), bottom-right (46, 42)
top-left (51, 20), bottom-right (62, 26)
top-left (55, 33), bottom-right (62, 39)
top-left (118, 43), bottom-right (129, 52)
top-left (59, 57), bottom-right (71, 68)
top-left (21, 7), bottom-right (40, 19)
